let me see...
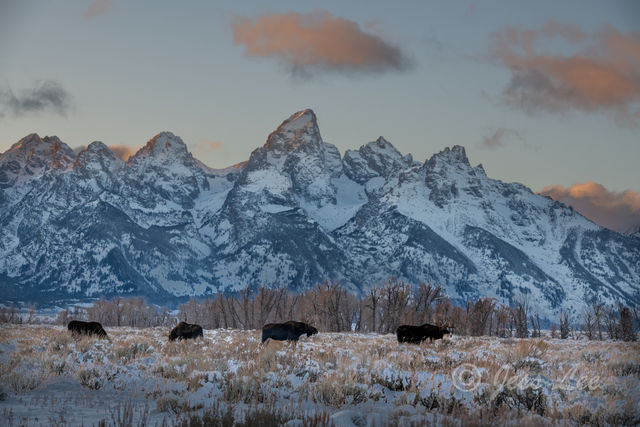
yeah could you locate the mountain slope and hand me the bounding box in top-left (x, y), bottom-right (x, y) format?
top-left (1, 110), bottom-right (638, 318)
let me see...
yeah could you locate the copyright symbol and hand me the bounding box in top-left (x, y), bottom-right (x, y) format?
top-left (452, 363), bottom-right (481, 392)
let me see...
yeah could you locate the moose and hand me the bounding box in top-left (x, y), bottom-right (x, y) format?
top-left (261, 321), bottom-right (318, 343)
top-left (169, 321), bottom-right (204, 341)
top-left (396, 323), bottom-right (451, 344)
top-left (67, 320), bottom-right (109, 338)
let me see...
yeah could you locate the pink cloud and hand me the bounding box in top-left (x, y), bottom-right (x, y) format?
top-left (198, 139), bottom-right (224, 151)
top-left (539, 182), bottom-right (640, 234)
top-left (109, 145), bottom-right (134, 161)
top-left (492, 22), bottom-right (640, 125)
top-left (83, 0), bottom-right (114, 20)
top-left (233, 11), bottom-right (410, 77)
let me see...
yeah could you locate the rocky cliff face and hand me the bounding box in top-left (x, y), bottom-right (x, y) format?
top-left (1, 110), bottom-right (638, 317)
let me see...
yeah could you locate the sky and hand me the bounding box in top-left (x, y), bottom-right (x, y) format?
top-left (0, 0), bottom-right (638, 232)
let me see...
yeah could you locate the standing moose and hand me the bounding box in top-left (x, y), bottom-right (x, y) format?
top-left (396, 323), bottom-right (451, 344)
top-left (169, 321), bottom-right (204, 341)
top-left (261, 321), bottom-right (318, 343)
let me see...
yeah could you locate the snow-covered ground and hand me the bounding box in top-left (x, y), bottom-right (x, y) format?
top-left (0, 325), bottom-right (638, 426)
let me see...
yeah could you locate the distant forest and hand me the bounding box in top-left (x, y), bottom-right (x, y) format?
top-left (2, 281), bottom-right (638, 341)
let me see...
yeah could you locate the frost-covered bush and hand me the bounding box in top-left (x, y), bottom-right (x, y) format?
top-left (493, 385), bottom-right (547, 415)
top-left (46, 332), bottom-right (73, 354)
top-left (0, 324), bottom-right (638, 426)
top-left (44, 355), bottom-right (67, 376)
top-left (156, 394), bottom-right (181, 413)
top-left (312, 380), bottom-right (368, 406)
top-left (78, 368), bottom-right (103, 390)
top-left (223, 376), bottom-right (265, 404)
top-left (114, 342), bottom-right (152, 361)
top-left (608, 361), bottom-right (640, 377)
top-left (505, 339), bottom-right (548, 372)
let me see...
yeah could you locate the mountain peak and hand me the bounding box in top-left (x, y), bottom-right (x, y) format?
top-left (74, 141), bottom-right (123, 173)
top-left (12, 133), bottom-right (41, 150)
top-left (370, 136), bottom-right (396, 151)
top-left (264, 109), bottom-right (322, 151)
top-left (280, 109), bottom-right (317, 132)
top-left (145, 131), bottom-right (187, 152)
top-left (3, 133), bottom-right (74, 167)
top-left (6, 133), bottom-right (64, 154)
top-left (75, 141), bottom-right (117, 160)
top-left (0, 134), bottom-right (74, 187)
top-left (343, 136), bottom-right (413, 184)
top-left (129, 132), bottom-right (190, 163)
top-left (86, 140), bottom-right (109, 151)
top-left (427, 145), bottom-right (470, 169)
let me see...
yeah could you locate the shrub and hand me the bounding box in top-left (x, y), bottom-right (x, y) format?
top-left (223, 377), bottom-right (266, 404)
top-left (609, 361), bottom-right (640, 377)
top-left (114, 342), bottom-right (152, 362)
top-left (47, 333), bottom-right (72, 354)
top-left (3, 368), bottom-right (44, 392)
top-left (78, 368), bottom-right (103, 390)
top-left (45, 356), bottom-right (67, 376)
top-left (156, 395), bottom-right (181, 413)
top-left (493, 385), bottom-right (547, 416)
top-left (505, 339), bottom-right (548, 372)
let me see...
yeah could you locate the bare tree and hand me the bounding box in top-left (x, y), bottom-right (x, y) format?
top-left (434, 298), bottom-right (454, 330)
top-left (364, 287), bottom-right (381, 333)
top-left (378, 280), bottom-right (411, 333)
top-left (55, 309), bottom-right (69, 326)
top-left (619, 305), bottom-right (637, 342)
top-left (632, 305), bottom-right (639, 335)
top-left (592, 300), bottom-right (604, 340)
top-left (529, 312), bottom-right (541, 338)
top-left (495, 304), bottom-right (512, 338)
top-left (559, 310), bottom-right (570, 339)
top-left (511, 296), bottom-right (529, 338)
top-left (0, 304), bottom-right (19, 324)
top-left (86, 297), bottom-right (174, 327)
top-left (410, 283), bottom-right (444, 325)
top-left (582, 305), bottom-right (595, 340)
top-left (469, 298), bottom-right (496, 336)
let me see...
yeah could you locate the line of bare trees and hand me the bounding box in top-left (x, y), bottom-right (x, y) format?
top-left (2, 281), bottom-right (638, 341)
top-left (176, 281), bottom-right (447, 333)
top-left (174, 281), bottom-right (636, 341)
top-left (580, 299), bottom-right (638, 342)
top-left (52, 297), bottom-right (174, 328)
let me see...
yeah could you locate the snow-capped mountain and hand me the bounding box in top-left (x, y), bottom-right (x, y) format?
top-left (625, 225), bottom-right (640, 239)
top-left (1, 110), bottom-right (638, 318)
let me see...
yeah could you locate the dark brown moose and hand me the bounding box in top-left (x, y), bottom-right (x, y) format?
top-left (67, 320), bottom-right (108, 338)
top-left (169, 321), bottom-right (204, 341)
top-left (396, 323), bottom-right (451, 344)
top-left (261, 321), bottom-right (318, 343)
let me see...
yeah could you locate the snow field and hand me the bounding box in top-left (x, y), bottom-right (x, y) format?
top-left (0, 325), bottom-right (638, 426)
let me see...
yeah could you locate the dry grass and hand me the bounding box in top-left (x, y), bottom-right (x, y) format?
top-left (0, 324), bottom-right (638, 426)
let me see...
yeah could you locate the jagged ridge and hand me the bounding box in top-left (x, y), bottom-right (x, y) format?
top-left (1, 110), bottom-right (638, 319)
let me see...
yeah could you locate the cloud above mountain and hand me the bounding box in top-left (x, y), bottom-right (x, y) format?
top-left (0, 81), bottom-right (72, 118)
top-left (492, 22), bottom-right (640, 125)
top-left (83, 0), bottom-right (114, 20)
top-left (233, 11), bottom-right (411, 78)
top-left (197, 139), bottom-right (224, 151)
top-left (480, 127), bottom-right (523, 149)
top-left (539, 181), bottom-right (640, 233)
top-left (109, 145), bottom-right (135, 161)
